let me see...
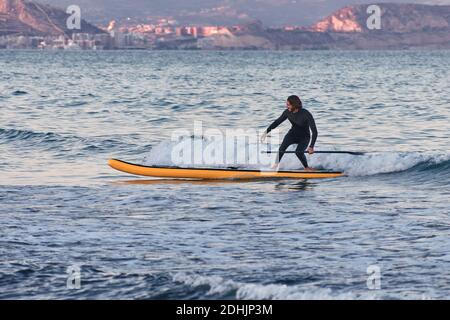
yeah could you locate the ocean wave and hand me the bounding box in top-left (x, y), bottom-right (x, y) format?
top-left (306, 151), bottom-right (450, 177)
top-left (141, 138), bottom-right (450, 178)
top-left (0, 128), bottom-right (130, 156)
top-left (63, 101), bottom-right (88, 107)
top-left (172, 272), bottom-right (376, 300)
top-left (12, 90), bottom-right (28, 96)
top-left (0, 128), bottom-right (64, 144)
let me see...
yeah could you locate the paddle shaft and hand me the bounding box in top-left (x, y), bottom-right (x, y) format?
top-left (263, 151), bottom-right (365, 156)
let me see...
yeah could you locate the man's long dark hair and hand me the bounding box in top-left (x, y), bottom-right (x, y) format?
top-left (287, 95), bottom-right (303, 110)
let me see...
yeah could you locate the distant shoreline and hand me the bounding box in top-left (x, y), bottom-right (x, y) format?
top-left (2, 2), bottom-right (450, 51)
top-left (2, 48), bottom-right (450, 52)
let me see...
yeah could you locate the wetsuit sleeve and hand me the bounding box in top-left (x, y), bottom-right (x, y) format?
top-left (306, 110), bottom-right (318, 148)
top-left (266, 110), bottom-right (288, 134)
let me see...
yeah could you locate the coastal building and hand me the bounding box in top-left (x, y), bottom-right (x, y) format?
top-left (185, 26), bottom-right (198, 38)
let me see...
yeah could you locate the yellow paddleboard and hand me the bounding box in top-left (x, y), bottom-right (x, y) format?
top-left (108, 159), bottom-right (344, 180)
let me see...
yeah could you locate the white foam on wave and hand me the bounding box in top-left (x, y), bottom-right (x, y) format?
top-left (172, 272), bottom-right (376, 300)
top-left (142, 140), bottom-right (176, 167)
top-left (142, 137), bottom-right (450, 177)
top-left (301, 151), bottom-right (450, 177)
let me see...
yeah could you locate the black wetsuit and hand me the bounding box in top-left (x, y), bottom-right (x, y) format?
top-left (266, 108), bottom-right (318, 168)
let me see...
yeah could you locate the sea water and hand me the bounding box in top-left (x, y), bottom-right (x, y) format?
top-left (0, 50), bottom-right (449, 299)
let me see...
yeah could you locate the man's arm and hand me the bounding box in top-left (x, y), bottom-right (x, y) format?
top-left (266, 110), bottom-right (288, 134)
top-left (306, 110), bottom-right (318, 148)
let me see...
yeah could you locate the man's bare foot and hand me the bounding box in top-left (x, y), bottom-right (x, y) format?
top-left (270, 163), bottom-right (279, 170)
top-left (304, 167), bottom-right (315, 171)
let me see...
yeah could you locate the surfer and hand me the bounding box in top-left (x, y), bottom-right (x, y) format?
top-left (261, 95), bottom-right (317, 171)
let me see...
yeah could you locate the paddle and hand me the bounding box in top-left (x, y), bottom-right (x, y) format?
top-left (262, 151), bottom-right (366, 156)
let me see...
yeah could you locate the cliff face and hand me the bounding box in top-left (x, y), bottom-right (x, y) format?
top-left (311, 6), bottom-right (364, 32)
top-left (259, 3), bottom-right (450, 50)
top-left (0, 0), bottom-right (104, 36)
top-left (203, 3), bottom-right (450, 50)
top-left (310, 3), bottom-right (450, 33)
top-left (217, 3), bottom-right (450, 50)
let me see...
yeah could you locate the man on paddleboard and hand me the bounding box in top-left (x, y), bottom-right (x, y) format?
top-left (261, 95), bottom-right (317, 171)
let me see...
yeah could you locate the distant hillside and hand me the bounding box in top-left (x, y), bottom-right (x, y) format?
top-left (208, 3), bottom-right (450, 49)
top-left (311, 3), bottom-right (450, 32)
top-left (39, 0), bottom-right (446, 26)
top-left (2, 1), bottom-right (450, 49)
top-left (0, 0), bottom-right (104, 36)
